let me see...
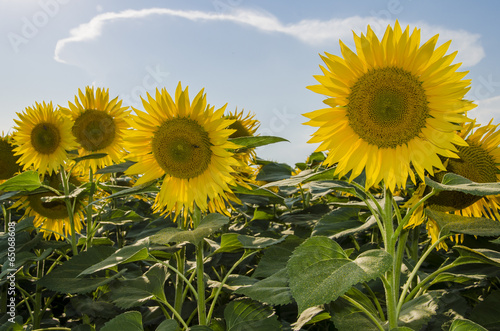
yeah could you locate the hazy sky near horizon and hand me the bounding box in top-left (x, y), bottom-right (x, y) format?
top-left (2, 0), bottom-right (500, 166)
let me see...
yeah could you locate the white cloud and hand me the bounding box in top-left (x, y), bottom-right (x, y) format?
top-left (54, 7), bottom-right (484, 67)
top-left (475, 95), bottom-right (500, 125)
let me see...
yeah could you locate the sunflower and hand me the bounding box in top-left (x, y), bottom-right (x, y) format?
top-left (125, 83), bottom-right (241, 221)
top-left (303, 21), bottom-right (475, 191)
top-left (60, 86), bottom-right (130, 173)
top-left (406, 119), bottom-right (500, 250)
top-left (0, 133), bottom-right (22, 183)
top-left (12, 101), bottom-right (77, 175)
top-left (225, 108), bottom-right (261, 185)
top-left (12, 172), bottom-right (86, 240)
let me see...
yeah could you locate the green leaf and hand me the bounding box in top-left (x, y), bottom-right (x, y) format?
top-left (224, 299), bottom-right (281, 331)
top-left (215, 233), bottom-right (243, 253)
top-left (292, 307), bottom-right (330, 331)
top-left (286, 236), bottom-right (392, 313)
top-left (453, 245), bottom-right (500, 267)
top-left (398, 291), bottom-right (440, 330)
top-left (255, 162), bottom-right (293, 182)
top-left (0, 171), bottom-right (41, 192)
top-left (73, 153), bottom-right (108, 164)
top-left (450, 319), bottom-right (489, 331)
top-left (237, 235), bottom-right (287, 249)
top-left (150, 213), bottom-right (229, 245)
top-left (253, 236), bottom-right (303, 278)
top-left (330, 296), bottom-right (382, 331)
top-left (111, 263), bottom-right (169, 308)
top-left (232, 184), bottom-right (285, 204)
top-left (37, 246), bottom-right (125, 294)
top-left (469, 290), bottom-right (500, 330)
top-left (96, 160), bottom-right (136, 174)
top-left (91, 181), bottom-right (159, 204)
top-left (79, 244), bottom-right (149, 276)
top-left (155, 319), bottom-right (178, 331)
top-left (229, 135), bottom-right (288, 149)
top-left (312, 207), bottom-right (365, 237)
top-left (425, 209), bottom-right (500, 238)
top-left (101, 311), bottom-right (143, 331)
top-left (235, 269), bottom-right (292, 306)
top-left (260, 168), bottom-right (334, 188)
top-left (425, 173), bottom-right (500, 196)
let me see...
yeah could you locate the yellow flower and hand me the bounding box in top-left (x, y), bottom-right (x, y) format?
top-left (13, 172), bottom-right (85, 240)
top-left (406, 119), bottom-right (500, 250)
top-left (60, 86), bottom-right (130, 173)
top-left (12, 101), bottom-right (76, 175)
top-left (303, 21), bottom-right (475, 191)
top-left (125, 83), bottom-right (241, 221)
top-left (225, 108), bottom-right (261, 185)
top-left (0, 133), bottom-right (22, 183)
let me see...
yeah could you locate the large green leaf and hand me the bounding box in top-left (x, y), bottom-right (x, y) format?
top-left (229, 135), bottom-right (288, 149)
top-left (450, 319), bottom-right (488, 331)
top-left (78, 244), bottom-right (149, 276)
top-left (0, 171), bottom-right (41, 191)
top-left (398, 291), bottom-right (441, 330)
top-left (292, 307), bottom-right (330, 331)
top-left (235, 269), bottom-right (292, 306)
top-left (253, 235), bottom-right (303, 278)
top-left (469, 291), bottom-right (500, 331)
top-left (425, 209), bottom-right (500, 238)
top-left (155, 319), bottom-right (178, 331)
top-left (286, 236), bottom-right (392, 313)
top-left (37, 246), bottom-right (125, 294)
top-left (425, 173), bottom-right (500, 196)
top-left (151, 213), bottom-right (229, 245)
top-left (214, 234), bottom-right (287, 254)
top-left (101, 311), bottom-right (143, 331)
top-left (224, 299), bottom-right (281, 331)
top-left (110, 263), bottom-right (169, 308)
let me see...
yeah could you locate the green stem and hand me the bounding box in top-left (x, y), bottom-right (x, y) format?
top-left (396, 235), bottom-right (449, 314)
top-left (85, 167), bottom-right (95, 251)
top-left (342, 295), bottom-right (385, 331)
top-left (404, 260), bottom-right (457, 303)
top-left (59, 166), bottom-right (77, 256)
top-left (382, 188), bottom-right (399, 329)
top-left (206, 250), bottom-right (258, 322)
top-left (33, 261), bottom-right (43, 328)
top-left (196, 242), bottom-right (207, 325)
top-left (362, 282), bottom-right (385, 321)
top-left (156, 297), bottom-right (189, 330)
top-left (393, 189), bottom-right (436, 240)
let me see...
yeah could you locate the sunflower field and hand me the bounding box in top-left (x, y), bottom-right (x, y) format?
top-left (3, 21), bottom-right (500, 331)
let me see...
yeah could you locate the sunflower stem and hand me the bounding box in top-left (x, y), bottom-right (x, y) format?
top-left (196, 241), bottom-right (207, 325)
top-left (60, 166), bottom-right (78, 256)
top-left (173, 247), bottom-right (186, 316)
top-left (382, 187), bottom-right (399, 329)
top-left (85, 167), bottom-right (95, 251)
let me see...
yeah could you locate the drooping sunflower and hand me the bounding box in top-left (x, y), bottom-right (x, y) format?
top-left (60, 86), bottom-right (130, 173)
top-left (0, 133), bottom-right (22, 183)
top-left (125, 83), bottom-right (241, 221)
top-left (304, 21), bottom-right (475, 191)
top-left (406, 119), bottom-right (500, 250)
top-left (225, 109), bottom-right (261, 184)
top-left (12, 101), bottom-right (77, 175)
top-left (12, 172), bottom-right (86, 240)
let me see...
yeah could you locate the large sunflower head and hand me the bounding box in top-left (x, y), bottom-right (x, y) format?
top-left (304, 21), bottom-right (475, 192)
top-left (406, 119), bottom-right (500, 250)
top-left (60, 86), bottom-right (131, 173)
top-left (428, 119), bottom-right (500, 216)
top-left (12, 172), bottom-right (85, 240)
top-left (12, 101), bottom-right (77, 175)
top-left (125, 83), bottom-right (241, 222)
top-left (0, 133), bottom-right (22, 183)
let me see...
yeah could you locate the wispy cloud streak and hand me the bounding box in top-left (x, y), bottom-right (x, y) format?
top-left (54, 7), bottom-right (484, 67)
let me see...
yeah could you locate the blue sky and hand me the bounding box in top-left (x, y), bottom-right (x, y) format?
top-left (2, 0), bottom-right (500, 166)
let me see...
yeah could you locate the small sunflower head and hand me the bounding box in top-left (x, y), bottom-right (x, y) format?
top-left (60, 86), bottom-right (131, 172)
top-left (12, 101), bottom-right (77, 175)
top-left (0, 134), bottom-right (22, 181)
